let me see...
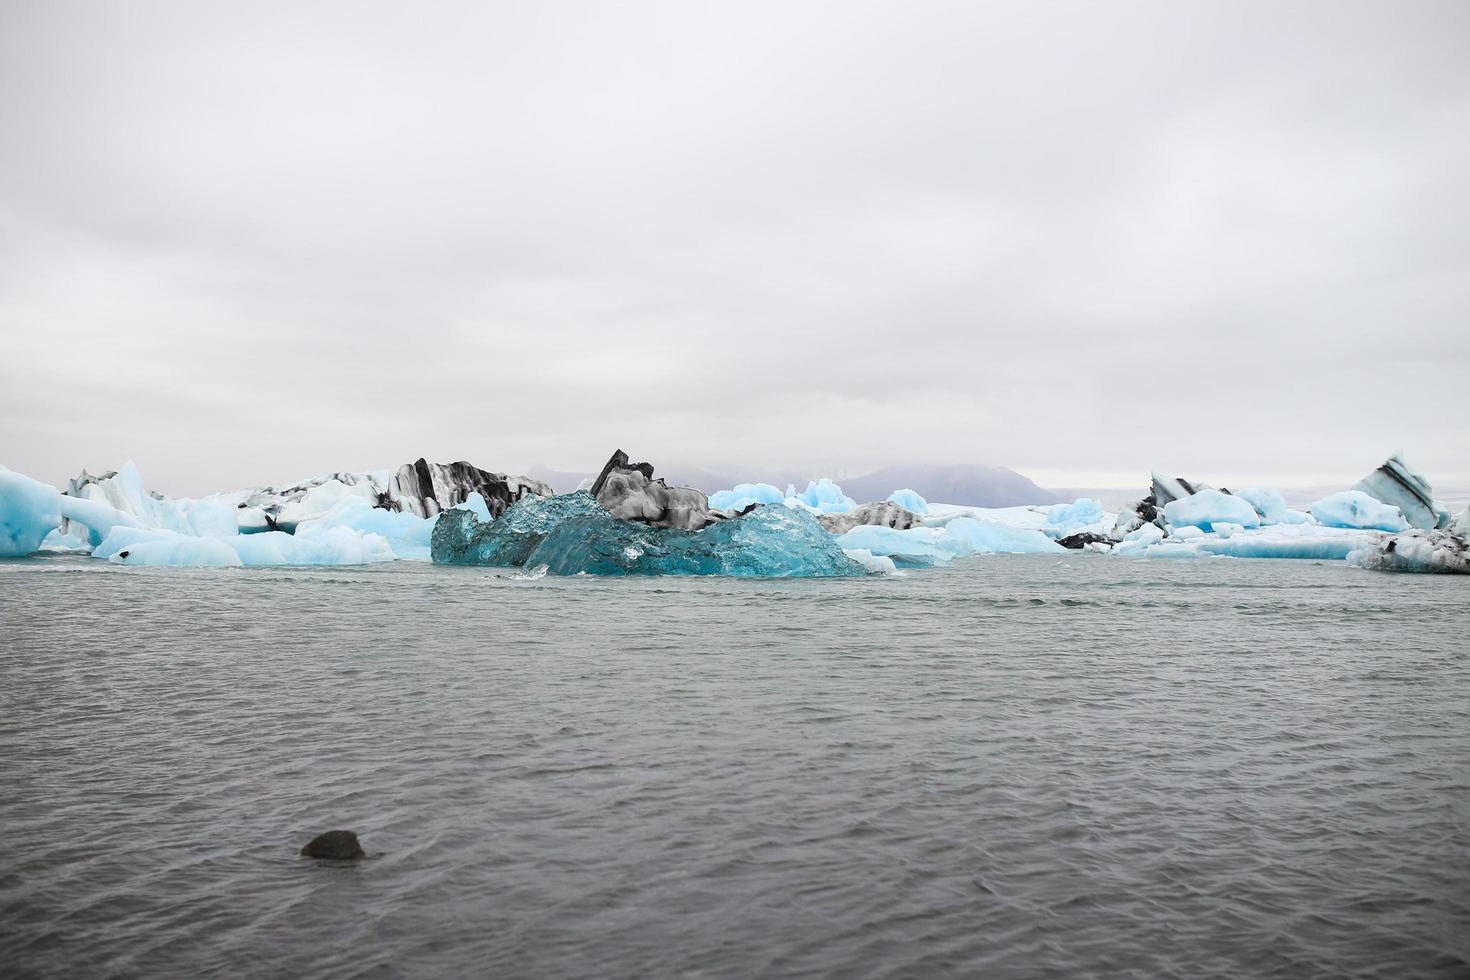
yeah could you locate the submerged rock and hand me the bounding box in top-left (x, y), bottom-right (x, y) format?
top-left (1057, 531), bottom-right (1113, 550)
top-left (590, 450), bottom-right (723, 531)
top-left (817, 502), bottom-right (923, 534)
top-left (300, 829), bottom-right (366, 859)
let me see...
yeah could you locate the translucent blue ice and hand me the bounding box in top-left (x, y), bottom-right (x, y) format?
top-left (886, 488), bottom-right (928, 514)
top-left (1162, 490), bottom-right (1261, 530)
top-left (434, 491), bottom-right (865, 577)
top-left (708, 483), bottom-right (785, 511)
top-left (789, 479), bottom-right (856, 514)
top-left (1310, 490), bottom-right (1408, 532)
top-left (1234, 487), bottom-right (1311, 526)
top-left (0, 464), bottom-right (139, 556)
top-left (93, 525), bottom-right (398, 566)
top-left (836, 518), bottom-right (1062, 567)
top-left (1046, 498), bottom-right (1102, 529)
top-left (431, 490), bottom-right (605, 567)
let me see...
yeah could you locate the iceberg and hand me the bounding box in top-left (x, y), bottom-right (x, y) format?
top-left (842, 548), bottom-right (898, 575)
top-left (708, 483), bottom-right (785, 512)
top-left (788, 478), bottom-right (857, 514)
top-left (1162, 490), bottom-right (1261, 531)
top-left (1310, 491), bottom-right (1408, 532)
top-left (835, 517), bottom-right (1062, 567)
top-left (1352, 454), bottom-right (1444, 530)
top-left (1346, 519), bottom-right (1470, 575)
top-left (433, 491), bottom-right (867, 577)
top-left (817, 501), bottom-right (923, 534)
top-left (1046, 497), bottom-right (1103, 530)
top-left (1233, 487), bottom-right (1311, 526)
top-left (885, 488), bottom-right (928, 515)
top-left (94, 525), bottom-right (399, 567)
top-left (432, 490), bottom-right (606, 567)
top-left (1, 464), bottom-right (140, 556)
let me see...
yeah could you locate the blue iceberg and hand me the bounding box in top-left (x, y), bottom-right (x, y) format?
top-left (432, 491), bottom-right (866, 577)
top-left (1310, 490), bottom-right (1408, 532)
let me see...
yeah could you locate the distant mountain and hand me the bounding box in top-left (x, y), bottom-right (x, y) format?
top-left (530, 459), bottom-right (1061, 507)
top-left (839, 464), bottom-right (1062, 507)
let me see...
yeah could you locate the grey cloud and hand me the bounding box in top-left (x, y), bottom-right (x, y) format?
top-left (2, 1), bottom-right (1467, 496)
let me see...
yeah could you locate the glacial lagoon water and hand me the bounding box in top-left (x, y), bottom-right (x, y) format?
top-left (1, 555), bottom-right (1466, 979)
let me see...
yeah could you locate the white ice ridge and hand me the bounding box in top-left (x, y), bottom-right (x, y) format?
top-left (3, 461), bottom-right (496, 565)
top-left (2, 452), bottom-right (1464, 573)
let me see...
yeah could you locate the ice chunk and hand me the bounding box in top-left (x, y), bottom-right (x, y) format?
top-left (817, 502), bottom-right (922, 534)
top-left (1232, 487), bottom-right (1311, 526)
top-left (1151, 474), bottom-right (1214, 507)
top-left (1112, 523), bottom-right (1166, 556)
top-left (842, 548), bottom-right (897, 575)
top-left (67, 462), bottom-right (238, 539)
top-left (528, 504), bottom-right (867, 577)
top-left (94, 525), bottom-right (398, 566)
top-left (95, 528), bottom-right (244, 566)
top-left (940, 517), bottom-right (1065, 555)
top-left (885, 488), bottom-right (928, 515)
top-left (275, 479), bottom-right (380, 532)
top-left (835, 517), bottom-right (1061, 566)
top-left (788, 479), bottom-right (857, 514)
top-left (436, 492), bottom-right (866, 576)
top-left (39, 528), bottom-right (92, 552)
top-left (1, 464), bottom-right (140, 556)
top-left (1347, 527), bottom-right (1469, 574)
top-left (1199, 525), bottom-right (1382, 561)
top-left (1310, 490), bottom-right (1408, 532)
top-left (834, 526), bottom-right (955, 566)
top-left (293, 495), bottom-right (436, 561)
top-left (1046, 498), bottom-right (1103, 530)
top-left (1352, 454), bottom-right (1442, 530)
top-left (709, 483), bottom-right (785, 512)
top-left (1162, 490), bottom-right (1261, 530)
top-left (0, 465), bottom-right (66, 557)
top-left (1211, 522), bottom-right (1245, 539)
top-left (432, 490), bottom-right (606, 567)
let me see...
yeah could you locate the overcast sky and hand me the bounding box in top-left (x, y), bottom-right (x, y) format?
top-left (2, 1), bottom-right (1467, 496)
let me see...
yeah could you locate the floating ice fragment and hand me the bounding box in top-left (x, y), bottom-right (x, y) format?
top-left (709, 483), bottom-right (785, 511)
top-left (1310, 491), bottom-right (1408, 532)
top-left (885, 488), bottom-right (928, 515)
top-left (1162, 490), bottom-right (1261, 530)
top-left (1046, 498), bottom-right (1103, 530)
top-left (1352, 454), bottom-right (1443, 530)
top-left (787, 479), bottom-right (856, 514)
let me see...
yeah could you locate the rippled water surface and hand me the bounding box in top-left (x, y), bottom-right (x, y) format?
top-left (1, 555), bottom-right (1467, 979)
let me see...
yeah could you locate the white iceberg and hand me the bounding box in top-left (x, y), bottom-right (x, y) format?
top-left (1162, 490), bottom-right (1261, 531)
top-left (786, 479), bottom-right (857, 514)
top-left (885, 488), bottom-right (929, 515)
top-left (1310, 491), bottom-right (1408, 532)
top-left (708, 483), bottom-right (786, 512)
top-left (1352, 454), bottom-right (1445, 530)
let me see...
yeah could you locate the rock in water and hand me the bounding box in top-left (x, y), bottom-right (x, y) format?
top-left (300, 830), bottom-right (366, 859)
top-left (590, 450), bottom-right (724, 530)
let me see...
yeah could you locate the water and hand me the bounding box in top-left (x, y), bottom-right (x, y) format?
top-left (1, 555), bottom-right (1466, 979)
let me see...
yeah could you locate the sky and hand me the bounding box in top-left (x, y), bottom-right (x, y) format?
top-left (2, 1), bottom-right (1467, 497)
